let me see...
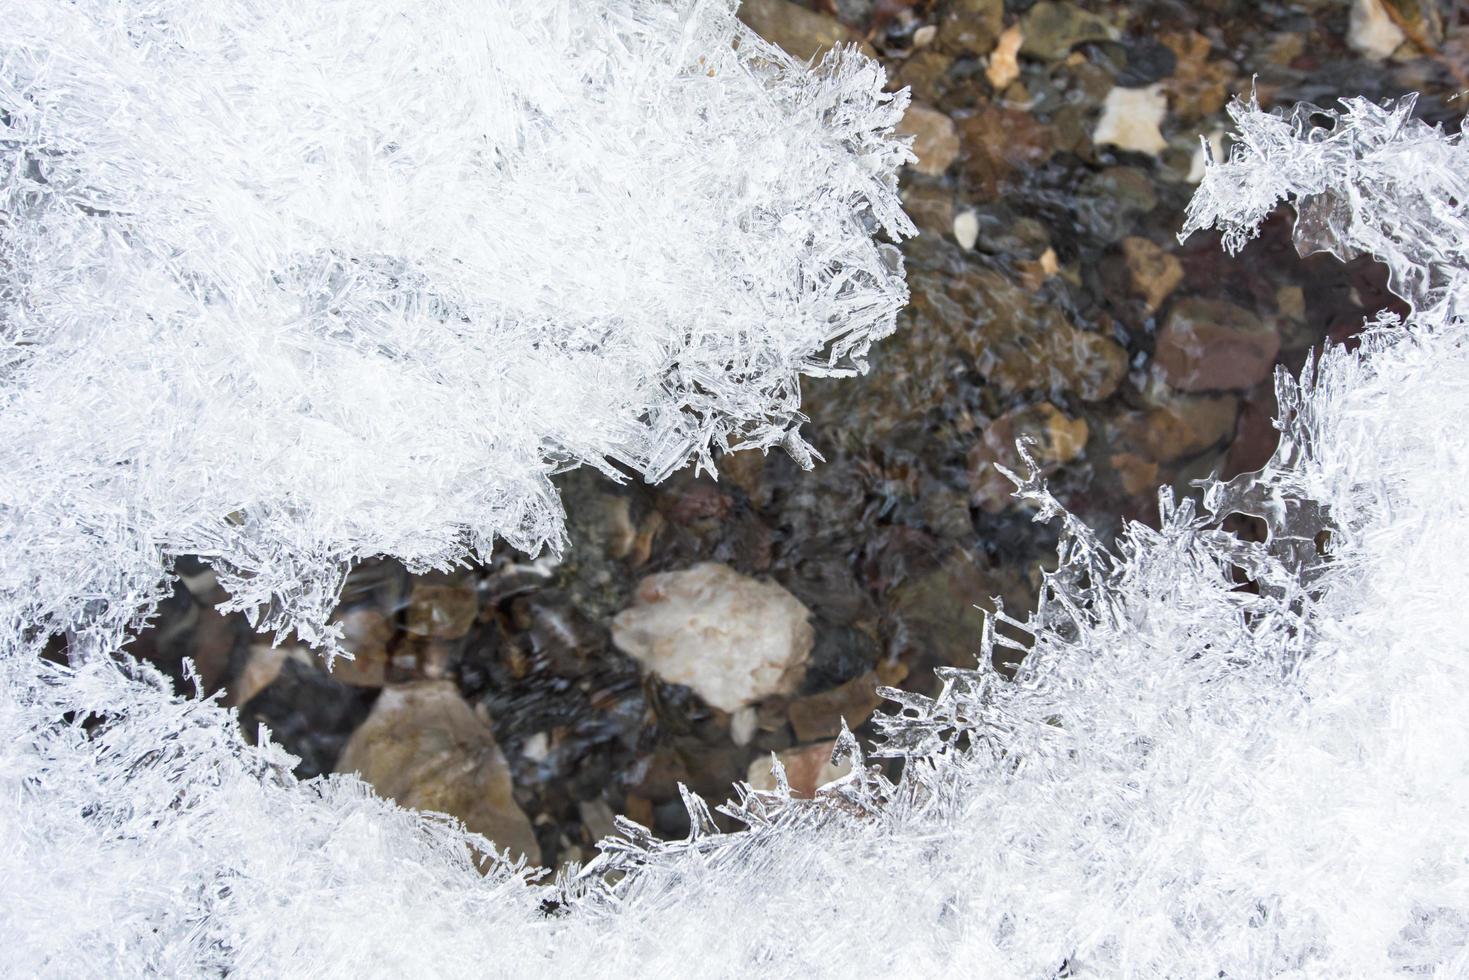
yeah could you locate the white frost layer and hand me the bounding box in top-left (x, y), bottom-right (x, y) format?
top-left (3, 13), bottom-right (1469, 977)
top-left (0, 0), bottom-right (913, 658)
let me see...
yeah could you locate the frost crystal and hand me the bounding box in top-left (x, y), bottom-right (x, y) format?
top-left (0, 0), bottom-right (913, 660)
top-left (4, 8), bottom-right (1469, 973)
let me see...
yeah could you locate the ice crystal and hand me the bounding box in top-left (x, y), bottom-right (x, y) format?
top-left (0, 0), bottom-right (913, 662)
top-left (4, 7), bottom-right (1469, 973)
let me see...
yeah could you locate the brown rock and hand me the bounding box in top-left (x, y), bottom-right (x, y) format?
top-left (969, 402), bottom-right (1089, 512)
top-left (937, 0), bottom-right (1004, 55)
top-left (900, 182), bottom-right (957, 237)
top-left (787, 671), bottom-right (882, 742)
top-left (323, 607), bottom-right (392, 687)
top-left (1160, 31), bottom-right (1234, 122)
top-left (1110, 452), bottom-right (1160, 496)
top-left (405, 581), bottom-right (478, 640)
top-left (958, 106), bottom-right (1054, 200)
top-left (1114, 393), bottom-right (1238, 464)
top-left (1155, 298), bottom-right (1280, 392)
top-left (335, 681), bottom-right (540, 866)
top-left (1121, 237), bottom-right (1184, 313)
top-left (986, 24), bottom-right (1024, 90)
top-left (746, 741), bottom-right (853, 799)
top-left (890, 49), bottom-right (953, 104)
top-left (897, 104), bottom-right (960, 176)
top-left (738, 0), bottom-right (863, 62)
top-left (1019, 1), bottom-right (1114, 61)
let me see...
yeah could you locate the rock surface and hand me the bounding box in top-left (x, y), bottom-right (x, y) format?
top-left (897, 104), bottom-right (960, 176)
top-left (1155, 298), bottom-right (1281, 392)
top-left (746, 740), bottom-right (853, 799)
top-left (611, 562), bottom-right (813, 713)
top-left (335, 681), bottom-right (541, 865)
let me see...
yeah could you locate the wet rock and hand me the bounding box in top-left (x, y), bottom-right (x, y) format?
top-left (1155, 298), bottom-right (1281, 392)
top-left (611, 562), bottom-right (812, 713)
top-left (229, 643), bottom-right (289, 707)
top-left (1074, 166), bottom-right (1157, 243)
top-left (1094, 84), bottom-right (1168, 156)
top-left (405, 581), bottom-right (478, 640)
top-left (322, 607), bottom-right (391, 687)
top-left (1160, 31), bottom-right (1234, 122)
top-left (900, 181), bottom-right (957, 237)
top-left (891, 49), bottom-right (953, 104)
top-left (898, 103), bottom-right (960, 176)
top-left (1110, 451), bottom-right (1160, 496)
top-left (788, 671), bottom-right (882, 742)
top-left (1114, 37), bottom-right (1178, 86)
top-left (969, 402), bottom-right (1089, 512)
top-left (746, 740), bottom-right (853, 799)
top-left (1349, 0), bottom-right (1407, 59)
top-left (1114, 393), bottom-right (1239, 464)
top-left (1019, 2), bottom-right (1115, 61)
top-left (936, 0), bottom-right (1003, 55)
top-left (957, 106), bottom-right (1055, 200)
top-left (738, 0), bottom-right (864, 62)
top-left (241, 655), bottom-right (374, 778)
top-left (335, 681), bottom-right (541, 865)
top-left (1121, 236), bottom-right (1185, 313)
top-left (884, 549), bottom-right (1010, 669)
top-left (986, 24), bottom-right (1023, 90)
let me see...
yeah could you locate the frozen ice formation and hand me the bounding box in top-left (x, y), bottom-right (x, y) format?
top-left (4, 1), bottom-right (1469, 971)
top-left (0, 0), bottom-right (913, 663)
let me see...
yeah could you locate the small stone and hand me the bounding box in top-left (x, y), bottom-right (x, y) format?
top-left (322, 608), bottom-right (391, 687)
top-left (1019, 2), bottom-right (1114, 61)
top-left (737, 0), bottom-right (863, 62)
top-left (1094, 85), bottom-right (1168, 157)
top-left (1121, 237), bottom-right (1184, 313)
top-left (953, 209), bottom-right (979, 249)
top-left (986, 25), bottom-right (1023, 90)
top-left (1155, 298), bottom-right (1280, 393)
top-left (730, 705), bottom-right (758, 746)
top-left (1160, 32), bottom-right (1234, 122)
top-left (405, 581), bottom-right (478, 640)
top-left (1349, 0), bottom-right (1407, 59)
top-left (958, 106), bottom-right (1055, 200)
top-left (787, 671), bottom-right (882, 742)
top-left (1114, 393), bottom-right (1239, 463)
top-left (969, 402), bottom-right (1089, 512)
top-left (912, 24), bottom-right (937, 47)
top-left (229, 643), bottom-right (289, 707)
top-left (898, 104), bottom-right (960, 176)
top-left (335, 681), bottom-right (540, 865)
top-left (1110, 452), bottom-right (1160, 496)
top-left (937, 0), bottom-right (1003, 55)
top-left (901, 182), bottom-right (956, 238)
top-left (746, 741), bottom-right (853, 799)
top-left (611, 562), bottom-right (813, 713)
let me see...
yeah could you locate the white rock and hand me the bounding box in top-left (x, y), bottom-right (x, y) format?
top-left (953, 210), bottom-right (979, 250)
top-left (1349, 0), bottom-right (1406, 59)
top-left (1094, 84), bottom-right (1168, 156)
top-left (611, 562), bottom-right (812, 712)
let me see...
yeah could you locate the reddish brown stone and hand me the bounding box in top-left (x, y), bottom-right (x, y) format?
top-left (1155, 298), bottom-right (1280, 392)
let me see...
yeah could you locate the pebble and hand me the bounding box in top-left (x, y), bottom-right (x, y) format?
top-left (1155, 298), bottom-right (1281, 393)
top-left (746, 740), bottom-right (853, 799)
top-left (335, 681), bottom-right (541, 866)
top-left (953, 209), bottom-right (979, 249)
top-left (610, 562), bottom-right (813, 713)
top-left (986, 25), bottom-right (1024, 90)
top-left (787, 671), bottom-right (882, 742)
top-left (1094, 85), bottom-right (1169, 156)
top-left (1121, 236), bottom-right (1184, 313)
top-left (737, 0), bottom-right (865, 62)
top-left (405, 581), bottom-right (478, 640)
top-left (1019, 2), bottom-right (1115, 61)
top-left (1348, 0), bottom-right (1406, 59)
top-left (898, 104), bottom-right (961, 176)
top-left (969, 402), bottom-right (1090, 512)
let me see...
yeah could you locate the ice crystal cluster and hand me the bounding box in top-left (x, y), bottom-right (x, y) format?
top-left (3, 1), bottom-right (1468, 971)
top-left (0, 0), bottom-right (913, 660)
